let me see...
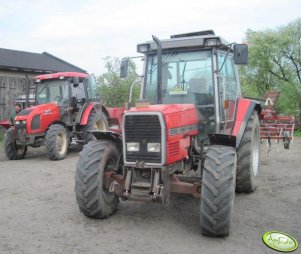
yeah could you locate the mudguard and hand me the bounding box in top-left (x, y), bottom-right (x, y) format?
top-left (80, 103), bottom-right (109, 125)
top-left (231, 98), bottom-right (261, 148)
top-left (90, 130), bottom-right (123, 152)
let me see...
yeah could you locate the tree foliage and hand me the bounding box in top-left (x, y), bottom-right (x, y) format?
top-left (97, 57), bottom-right (140, 107)
top-left (240, 18), bottom-right (301, 116)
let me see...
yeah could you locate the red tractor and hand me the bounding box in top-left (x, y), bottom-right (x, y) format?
top-left (4, 72), bottom-right (124, 160)
top-left (75, 31), bottom-right (261, 236)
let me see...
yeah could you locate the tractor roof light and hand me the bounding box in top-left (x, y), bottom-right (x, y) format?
top-left (35, 78), bottom-right (41, 83)
top-left (59, 76), bottom-right (65, 80)
top-left (205, 38), bottom-right (221, 47)
top-left (137, 44), bottom-right (150, 53)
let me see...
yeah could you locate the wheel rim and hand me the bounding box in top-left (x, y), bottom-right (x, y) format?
top-left (56, 132), bottom-right (67, 155)
top-left (252, 127), bottom-right (260, 177)
top-left (94, 119), bottom-right (107, 131)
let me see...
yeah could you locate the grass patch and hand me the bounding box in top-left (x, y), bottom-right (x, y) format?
top-left (294, 130), bottom-right (301, 137)
top-left (0, 132), bottom-right (3, 142)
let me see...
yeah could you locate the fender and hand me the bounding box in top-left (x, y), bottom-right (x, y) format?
top-left (80, 102), bottom-right (110, 125)
top-left (231, 98), bottom-right (261, 148)
top-left (90, 130), bottom-right (123, 153)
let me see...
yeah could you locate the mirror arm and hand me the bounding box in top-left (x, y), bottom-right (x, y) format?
top-left (129, 77), bottom-right (142, 103)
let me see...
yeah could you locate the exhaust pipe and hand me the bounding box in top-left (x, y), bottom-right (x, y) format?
top-left (152, 35), bottom-right (162, 104)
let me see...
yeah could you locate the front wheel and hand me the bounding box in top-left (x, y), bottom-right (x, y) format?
top-left (236, 111), bottom-right (260, 193)
top-left (75, 141), bottom-right (119, 219)
top-left (82, 110), bottom-right (108, 142)
top-left (4, 130), bottom-right (27, 160)
top-left (45, 124), bottom-right (69, 160)
top-left (200, 145), bottom-right (236, 236)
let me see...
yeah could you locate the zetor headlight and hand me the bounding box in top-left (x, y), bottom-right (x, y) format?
top-left (126, 142), bottom-right (140, 152)
top-left (22, 120), bottom-right (27, 125)
top-left (147, 143), bottom-right (160, 152)
top-left (15, 120), bottom-right (20, 124)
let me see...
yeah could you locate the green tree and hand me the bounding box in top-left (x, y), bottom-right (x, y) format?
top-left (97, 57), bottom-right (141, 107)
top-left (240, 18), bottom-right (301, 117)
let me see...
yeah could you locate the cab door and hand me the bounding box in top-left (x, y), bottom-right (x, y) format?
top-left (217, 51), bottom-right (241, 134)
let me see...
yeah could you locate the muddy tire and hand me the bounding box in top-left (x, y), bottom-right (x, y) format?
top-left (236, 111), bottom-right (260, 193)
top-left (82, 110), bottom-right (108, 142)
top-left (45, 124), bottom-right (69, 160)
top-left (75, 141), bottom-right (119, 219)
top-left (200, 146), bottom-right (236, 236)
top-left (4, 131), bottom-right (27, 160)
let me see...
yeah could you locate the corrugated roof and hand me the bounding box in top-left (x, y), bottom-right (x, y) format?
top-left (0, 48), bottom-right (87, 73)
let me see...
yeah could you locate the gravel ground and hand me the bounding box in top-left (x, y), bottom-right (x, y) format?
top-left (0, 139), bottom-right (300, 254)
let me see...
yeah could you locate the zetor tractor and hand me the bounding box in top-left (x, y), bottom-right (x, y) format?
top-left (75, 30), bottom-right (261, 236)
top-left (4, 72), bottom-right (114, 161)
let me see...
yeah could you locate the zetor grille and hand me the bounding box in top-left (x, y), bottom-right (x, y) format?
top-left (124, 114), bottom-right (162, 164)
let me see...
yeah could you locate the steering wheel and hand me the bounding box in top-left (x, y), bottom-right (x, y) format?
top-left (55, 96), bottom-right (68, 105)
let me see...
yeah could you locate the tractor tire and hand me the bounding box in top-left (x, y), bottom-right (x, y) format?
top-left (82, 110), bottom-right (108, 142)
top-left (236, 111), bottom-right (260, 193)
top-left (75, 140), bottom-right (119, 218)
top-left (200, 145), bottom-right (236, 236)
top-left (45, 124), bottom-right (69, 160)
top-left (4, 131), bottom-right (27, 160)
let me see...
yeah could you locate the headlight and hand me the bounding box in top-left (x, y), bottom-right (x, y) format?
top-left (15, 120), bottom-right (20, 124)
top-left (22, 120), bottom-right (27, 125)
top-left (147, 143), bottom-right (160, 152)
top-left (126, 142), bottom-right (140, 152)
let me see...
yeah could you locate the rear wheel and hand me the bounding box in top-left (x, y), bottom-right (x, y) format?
top-left (4, 130), bottom-right (27, 160)
top-left (75, 141), bottom-right (119, 218)
top-left (45, 124), bottom-right (69, 160)
top-left (236, 111), bottom-right (260, 193)
top-left (200, 145), bottom-right (236, 236)
top-left (82, 110), bottom-right (108, 142)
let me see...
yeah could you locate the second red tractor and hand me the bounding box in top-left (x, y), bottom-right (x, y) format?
top-left (4, 72), bottom-right (124, 160)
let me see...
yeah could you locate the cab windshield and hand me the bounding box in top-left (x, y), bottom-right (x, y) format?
top-left (144, 50), bottom-right (214, 106)
top-left (36, 80), bottom-right (69, 105)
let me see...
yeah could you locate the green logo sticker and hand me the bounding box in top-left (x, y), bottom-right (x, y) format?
top-left (263, 231), bottom-right (299, 252)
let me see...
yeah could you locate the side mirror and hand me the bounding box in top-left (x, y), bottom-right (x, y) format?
top-left (234, 44), bottom-right (248, 65)
top-left (72, 76), bottom-right (80, 85)
top-left (120, 58), bottom-right (129, 79)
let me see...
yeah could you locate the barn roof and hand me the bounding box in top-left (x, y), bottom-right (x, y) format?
top-left (0, 48), bottom-right (87, 74)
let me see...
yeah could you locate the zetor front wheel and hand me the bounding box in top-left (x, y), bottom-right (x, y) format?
top-left (82, 110), bottom-right (108, 142)
top-left (75, 141), bottom-right (119, 219)
top-left (236, 111), bottom-right (260, 193)
top-left (45, 124), bottom-right (69, 160)
top-left (4, 131), bottom-right (27, 160)
top-left (200, 145), bottom-right (236, 236)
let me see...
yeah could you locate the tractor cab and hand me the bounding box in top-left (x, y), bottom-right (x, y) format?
top-left (35, 72), bottom-right (99, 125)
top-left (134, 30), bottom-right (248, 139)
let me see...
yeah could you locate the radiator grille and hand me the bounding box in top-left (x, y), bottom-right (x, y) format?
top-left (124, 114), bottom-right (162, 164)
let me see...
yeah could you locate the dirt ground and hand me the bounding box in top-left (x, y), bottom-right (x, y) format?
top-left (0, 138), bottom-right (300, 254)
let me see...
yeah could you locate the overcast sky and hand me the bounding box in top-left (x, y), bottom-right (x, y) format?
top-left (0, 0), bottom-right (300, 75)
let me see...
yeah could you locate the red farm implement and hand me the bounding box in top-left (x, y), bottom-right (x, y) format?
top-left (259, 91), bottom-right (295, 154)
top-left (260, 111), bottom-right (295, 150)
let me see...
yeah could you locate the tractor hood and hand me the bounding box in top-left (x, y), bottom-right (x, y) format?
top-left (14, 103), bottom-right (60, 134)
top-left (126, 104), bottom-right (199, 132)
top-left (124, 103), bottom-right (199, 165)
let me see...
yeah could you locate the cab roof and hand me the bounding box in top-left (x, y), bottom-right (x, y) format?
top-left (137, 30), bottom-right (230, 53)
top-left (35, 72), bottom-right (88, 81)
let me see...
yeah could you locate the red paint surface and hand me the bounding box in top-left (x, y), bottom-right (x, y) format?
top-left (0, 119), bottom-right (10, 129)
top-left (232, 98), bottom-right (252, 136)
top-left (15, 103), bottom-right (60, 134)
top-left (35, 72), bottom-right (88, 81)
